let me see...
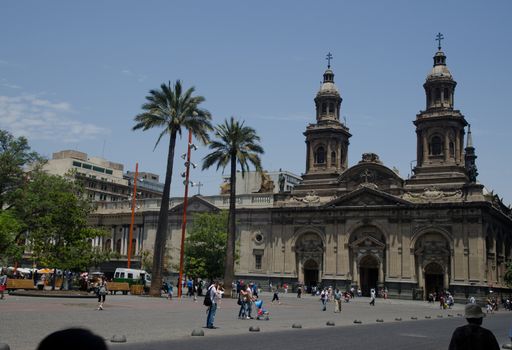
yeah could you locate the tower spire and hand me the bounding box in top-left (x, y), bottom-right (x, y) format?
top-left (466, 124), bottom-right (473, 148)
top-left (326, 52), bottom-right (333, 69)
top-left (436, 32), bottom-right (444, 51)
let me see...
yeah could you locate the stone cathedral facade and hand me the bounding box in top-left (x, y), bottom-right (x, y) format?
top-left (90, 44), bottom-right (512, 301)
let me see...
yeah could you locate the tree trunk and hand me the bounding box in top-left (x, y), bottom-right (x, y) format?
top-left (223, 153), bottom-right (237, 298)
top-left (149, 130), bottom-right (177, 296)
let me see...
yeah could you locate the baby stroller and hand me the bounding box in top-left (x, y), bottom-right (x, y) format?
top-left (254, 299), bottom-right (270, 320)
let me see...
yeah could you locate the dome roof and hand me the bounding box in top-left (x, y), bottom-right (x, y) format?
top-left (318, 81), bottom-right (340, 95)
top-left (427, 64), bottom-right (453, 80)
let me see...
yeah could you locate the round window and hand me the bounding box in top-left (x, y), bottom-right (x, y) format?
top-left (255, 234), bottom-right (263, 242)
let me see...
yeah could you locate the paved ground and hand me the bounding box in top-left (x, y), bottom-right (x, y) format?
top-left (0, 291), bottom-right (509, 349)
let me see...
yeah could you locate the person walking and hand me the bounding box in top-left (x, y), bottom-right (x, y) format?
top-left (297, 285), bottom-right (302, 298)
top-left (320, 288), bottom-right (328, 311)
top-left (334, 289), bottom-right (342, 313)
top-left (0, 269), bottom-right (7, 300)
top-left (238, 284), bottom-right (248, 319)
top-left (96, 277), bottom-right (108, 310)
top-left (271, 286), bottom-right (281, 304)
top-left (448, 303), bottom-right (499, 350)
top-left (369, 288), bottom-right (376, 306)
top-left (205, 281), bottom-right (220, 329)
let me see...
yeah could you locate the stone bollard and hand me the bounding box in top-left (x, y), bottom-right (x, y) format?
top-left (502, 343), bottom-right (512, 349)
top-left (411, 317), bottom-right (418, 320)
top-left (0, 343), bottom-right (10, 350)
top-left (326, 321), bottom-right (335, 326)
top-left (191, 329), bottom-right (204, 336)
top-left (376, 319), bottom-right (384, 323)
top-left (353, 320), bottom-right (362, 324)
top-left (292, 323), bottom-right (302, 329)
top-left (249, 326), bottom-right (260, 332)
top-left (395, 318), bottom-right (402, 321)
top-left (425, 316), bottom-right (431, 319)
top-left (110, 335), bottom-right (127, 343)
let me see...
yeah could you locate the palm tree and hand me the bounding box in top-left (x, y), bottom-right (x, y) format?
top-left (202, 117), bottom-right (264, 295)
top-left (133, 80), bottom-right (212, 296)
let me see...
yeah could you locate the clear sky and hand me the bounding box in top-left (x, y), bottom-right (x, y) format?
top-left (1, 1), bottom-right (511, 203)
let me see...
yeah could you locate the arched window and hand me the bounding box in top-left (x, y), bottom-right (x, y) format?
top-left (104, 239), bottom-right (112, 252)
top-left (444, 88), bottom-right (450, 104)
top-left (116, 239), bottom-right (122, 254)
top-left (331, 151), bottom-right (336, 165)
top-left (315, 146), bottom-right (325, 164)
top-left (435, 88), bottom-right (441, 102)
top-left (449, 142), bottom-right (455, 157)
top-left (329, 103), bottom-right (335, 115)
top-left (429, 135), bottom-right (443, 156)
top-left (322, 103), bottom-right (327, 114)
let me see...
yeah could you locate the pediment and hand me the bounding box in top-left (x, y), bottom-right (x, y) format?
top-left (350, 235), bottom-right (386, 249)
top-left (170, 195), bottom-right (220, 213)
top-left (337, 162), bottom-right (404, 191)
top-left (325, 186), bottom-right (411, 207)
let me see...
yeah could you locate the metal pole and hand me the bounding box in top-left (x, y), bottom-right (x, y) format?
top-left (127, 162), bottom-right (139, 268)
top-left (178, 130), bottom-right (192, 298)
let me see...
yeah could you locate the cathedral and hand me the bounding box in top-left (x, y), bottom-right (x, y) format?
top-left (90, 40), bottom-right (512, 301)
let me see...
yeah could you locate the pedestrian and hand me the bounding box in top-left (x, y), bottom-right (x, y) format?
top-left (0, 269), bottom-right (7, 300)
top-left (320, 288), bottom-right (328, 311)
top-left (167, 282), bottom-right (173, 300)
top-left (238, 283), bottom-right (248, 319)
top-left (245, 283), bottom-right (254, 319)
top-left (297, 285), bottom-right (302, 298)
top-left (272, 287), bottom-right (281, 304)
top-left (283, 283), bottom-right (288, 294)
top-left (205, 281), bottom-right (221, 329)
top-left (448, 303), bottom-right (499, 350)
top-left (369, 288), bottom-right (376, 306)
top-left (334, 288), bottom-right (342, 312)
top-left (96, 277), bottom-right (108, 310)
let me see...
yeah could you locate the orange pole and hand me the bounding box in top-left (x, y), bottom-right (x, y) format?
top-left (178, 130), bottom-right (192, 298)
top-left (127, 162), bottom-right (139, 268)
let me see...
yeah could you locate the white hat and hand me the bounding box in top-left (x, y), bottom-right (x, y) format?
top-left (464, 304), bottom-right (486, 318)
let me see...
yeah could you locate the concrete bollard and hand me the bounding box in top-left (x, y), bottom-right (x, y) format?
top-left (353, 320), bottom-right (362, 324)
top-left (411, 317), bottom-right (418, 320)
top-left (110, 335), bottom-right (127, 343)
top-left (376, 319), bottom-right (384, 323)
top-left (292, 323), bottom-right (302, 329)
top-left (191, 329), bottom-right (204, 336)
top-left (0, 343), bottom-right (10, 350)
top-left (395, 318), bottom-right (402, 321)
top-left (249, 326), bottom-right (260, 332)
top-left (326, 321), bottom-right (335, 326)
top-left (425, 316), bottom-right (431, 319)
top-left (502, 343), bottom-right (512, 349)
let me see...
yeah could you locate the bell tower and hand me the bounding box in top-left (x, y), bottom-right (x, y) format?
top-left (408, 34), bottom-right (469, 190)
top-left (297, 53), bottom-right (351, 195)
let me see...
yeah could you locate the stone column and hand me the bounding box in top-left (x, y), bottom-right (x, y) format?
top-left (444, 266), bottom-right (449, 289)
top-left (444, 133), bottom-right (450, 161)
top-left (352, 253), bottom-right (359, 286)
top-left (422, 136), bottom-right (429, 162)
top-left (327, 141), bottom-right (332, 168)
top-left (378, 258), bottom-right (384, 284)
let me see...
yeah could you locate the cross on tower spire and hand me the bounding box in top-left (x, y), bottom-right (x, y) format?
top-left (436, 32), bottom-right (444, 50)
top-left (326, 52), bottom-right (333, 68)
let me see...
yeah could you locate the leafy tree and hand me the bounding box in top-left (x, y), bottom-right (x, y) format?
top-left (202, 117), bottom-right (264, 295)
top-left (0, 129), bottom-right (42, 210)
top-left (13, 171), bottom-right (109, 272)
top-left (184, 211), bottom-right (228, 281)
top-left (0, 211), bottom-right (23, 265)
top-left (133, 80), bottom-right (213, 296)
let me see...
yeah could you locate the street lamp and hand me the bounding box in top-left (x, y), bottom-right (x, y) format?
top-left (177, 130), bottom-right (197, 298)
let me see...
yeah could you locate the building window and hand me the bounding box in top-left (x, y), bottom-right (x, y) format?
top-left (105, 169), bottom-right (113, 175)
top-left (315, 146), bottom-right (326, 164)
top-left (429, 135), bottom-right (443, 156)
top-left (93, 166), bottom-right (105, 173)
top-left (449, 142), bottom-right (455, 157)
top-left (82, 163), bottom-right (92, 170)
top-left (116, 239), bottom-right (122, 254)
top-left (104, 239), bottom-right (111, 252)
top-left (435, 88), bottom-right (441, 102)
top-left (444, 88), bottom-right (450, 104)
top-left (72, 161), bottom-right (82, 167)
top-left (255, 255), bottom-right (262, 270)
top-left (322, 103), bottom-right (327, 114)
top-left (331, 151), bottom-right (336, 165)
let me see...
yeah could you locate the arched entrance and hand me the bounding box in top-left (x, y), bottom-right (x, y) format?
top-left (359, 255), bottom-right (379, 296)
top-left (424, 262), bottom-right (444, 295)
top-left (304, 259), bottom-right (319, 289)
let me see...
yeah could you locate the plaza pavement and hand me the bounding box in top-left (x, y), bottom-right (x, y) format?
top-left (0, 291), bottom-right (495, 350)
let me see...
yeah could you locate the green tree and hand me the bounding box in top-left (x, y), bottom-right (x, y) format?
top-left (202, 117), bottom-right (264, 295)
top-left (0, 211), bottom-right (23, 266)
top-left (13, 171), bottom-right (109, 273)
top-left (184, 211), bottom-right (228, 281)
top-left (0, 129), bottom-right (42, 210)
top-left (133, 80), bottom-right (213, 296)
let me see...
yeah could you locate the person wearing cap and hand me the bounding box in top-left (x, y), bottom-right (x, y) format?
top-left (448, 303), bottom-right (500, 350)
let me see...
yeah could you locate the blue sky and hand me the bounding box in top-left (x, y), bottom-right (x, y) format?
top-left (1, 1), bottom-right (511, 203)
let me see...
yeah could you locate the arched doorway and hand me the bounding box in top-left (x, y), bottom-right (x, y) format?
top-left (424, 262), bottom-right (444, 296)
top-left (304, 259), bottom-right (319, 289)
top-left (359, 255), bottom-right (379, 296)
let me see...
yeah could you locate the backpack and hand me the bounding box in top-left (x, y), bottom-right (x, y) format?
top-left (99, 283), bottom-right (107, 296)
top-left (203, 286), bottom-right (213, 307)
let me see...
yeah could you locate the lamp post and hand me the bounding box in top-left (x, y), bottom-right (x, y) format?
top-left (178, 130), bottom-right (196, 298)
top-left (127, 162), bottom-right (139, 268)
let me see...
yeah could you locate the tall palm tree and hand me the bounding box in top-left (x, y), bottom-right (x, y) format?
top-left (202, 117), bottom-right (264, 295)
top-left (133, 80), bottom-right (212, 296)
